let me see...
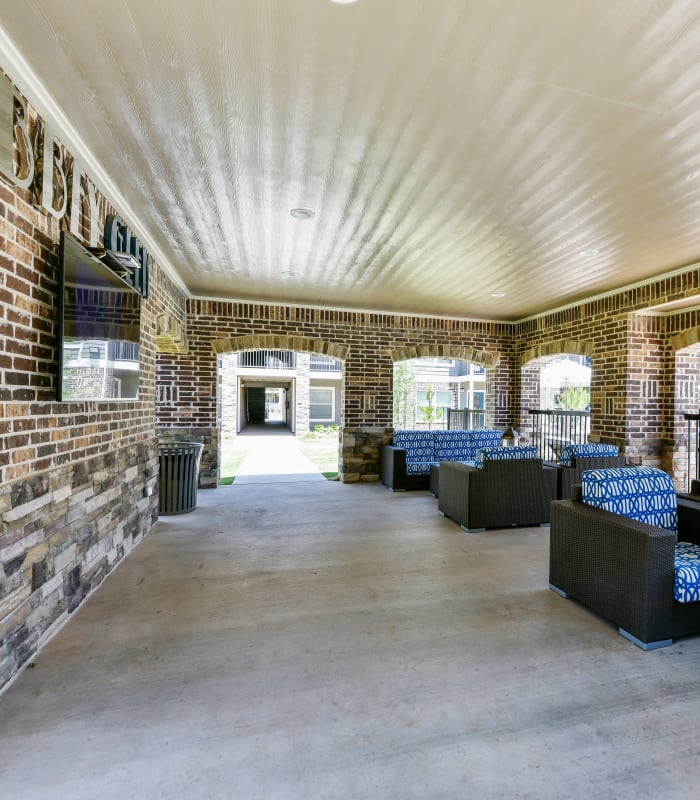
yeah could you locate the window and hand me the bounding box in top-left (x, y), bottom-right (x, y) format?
top-left (310, 387), bottom-right (334, 420)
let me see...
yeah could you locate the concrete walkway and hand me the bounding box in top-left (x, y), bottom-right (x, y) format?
top-left (232, 423), bottom-right (326, 484)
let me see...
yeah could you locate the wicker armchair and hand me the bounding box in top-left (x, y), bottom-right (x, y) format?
top-left (550, 484), bottom-right (700, 649)
top-left (437, 457), bottom-right (557, 531)
top-left (546, 455), bottom-right (626, 499)
top-left (544, 444), bottom-right (625, 499)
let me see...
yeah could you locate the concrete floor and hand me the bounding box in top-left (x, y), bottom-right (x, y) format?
top-left (2, 471), bottom-right (700, 798)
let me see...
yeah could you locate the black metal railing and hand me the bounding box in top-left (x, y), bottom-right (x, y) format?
top-left (528, 409), bottom-right (590, 461)
top-left (446, 408), bottom-right (487, 430)
top-left (238, 350), bottom-right (296, 369)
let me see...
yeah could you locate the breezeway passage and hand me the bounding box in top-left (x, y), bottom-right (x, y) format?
top-left (1, 477), bottom-right (699, 799)
top-left (232, 426), bottom-right (326, 485)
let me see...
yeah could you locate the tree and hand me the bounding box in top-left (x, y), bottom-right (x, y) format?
top-left (418, 383), bottom-right (444, 430)
top-left (557, 385), bottom-right (590, 411)
top-left (393, 360), bottom-right (416, 428)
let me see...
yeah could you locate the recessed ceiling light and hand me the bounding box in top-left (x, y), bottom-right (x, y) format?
top-left (290, 208), bottom-right (316, 220)
top-left (579, 248), bottom-right (600, 257)
top-left (330, 0), bottom-right (358, 4)
top-left (283, 271), bottom-right (297, 277)
top-left (491, 291), bottom-right (505, 298)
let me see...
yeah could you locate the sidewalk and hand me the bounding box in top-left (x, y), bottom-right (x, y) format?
top-left (232, 424), bottom-right (326, 485)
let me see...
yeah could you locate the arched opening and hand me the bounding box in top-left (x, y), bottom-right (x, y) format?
top-left (389, 344), bottom-right (498, 431)
top-left (520, 342), bottom-right (593, 460)
top-left (392, 356), bottom-right (488, 430)
top-left (672, 329), bottom-right (700, 490)
top-left (214, 336), bottom-right (347, 483)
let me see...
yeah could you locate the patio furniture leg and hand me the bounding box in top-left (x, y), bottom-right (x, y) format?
top-left (618, 628), bottom-right (672, 651)
top-left (549, 583), bottom-right (570, 598)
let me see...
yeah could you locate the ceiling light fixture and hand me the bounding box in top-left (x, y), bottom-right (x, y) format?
top-left (290, 208), bottom-right (316, 220)
top-left (330, 0), bottom-right (359, 4)
top-left (579, 248), bottom-right (600, 257)
top-left (491, 291), bottom-right (505, 298)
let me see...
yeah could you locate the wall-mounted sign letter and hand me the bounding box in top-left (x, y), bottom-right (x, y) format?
top-left (41, 125), bottom-right (68, 219)
top-left (0, 74), bottom-right (34, 189)
top-left (69, 160), bottom-right (100, 245)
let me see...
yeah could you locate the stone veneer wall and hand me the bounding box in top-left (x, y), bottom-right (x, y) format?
top-left (295, 353), bottom-right (311, 434)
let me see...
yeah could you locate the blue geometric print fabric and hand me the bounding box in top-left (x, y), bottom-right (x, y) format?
top-left (474, 445), bottom-right (538, 469)
top-left (581, 467), bottom-right (678, 533)
top-left (393, 430), bottom-right (435, 463)
top-left (674, 542), bottom-right (700, 603)
top-left (434, 430), bottom-right (475, 461)
top-left (405, 461), bottom-right (434, 476)
top-left (394, 429), bottom-right (505, 474)
top-left (470, 429), bottom-right (504, 451)
top-left (559, 442), bottom-right (619, 467)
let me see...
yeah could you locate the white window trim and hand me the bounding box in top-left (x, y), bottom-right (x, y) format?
top-left (309, 386), bottom-right (335, 421)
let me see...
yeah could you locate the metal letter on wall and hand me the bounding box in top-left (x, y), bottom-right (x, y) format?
top-left (41, 124), bottom-right (68, 219)
top-left (0, 73), bottom-right (35, 189)
top-left (69, 160), bottom-right (101, 245)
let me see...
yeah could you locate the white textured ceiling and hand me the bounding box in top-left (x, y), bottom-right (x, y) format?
top-left (3, 0), bottom-right (700, 320)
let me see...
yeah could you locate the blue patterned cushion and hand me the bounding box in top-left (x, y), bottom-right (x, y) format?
top-left (560, 443), bottom-right (619, 467)
top-left (581, 467), bottom-right (677, 533)
top-left (405, 461), bottom-right (435, 476)
top-left (393, 430), bottom-right (435, 464)
top-left (674, 542), bottom-right (700, 603)
top-left (474, 445), bottom-right (538, 469)
top-left (434, 430), bottom-right (475, 461)
top-left (470, 429), bottom-right (504, 451)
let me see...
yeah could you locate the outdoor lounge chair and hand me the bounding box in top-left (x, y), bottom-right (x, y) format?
top-left (437, 446), bottom-right (557, 531)
top-left (550, 467), bottom-right (700, 649)
top-left (545, 443), bottom-right (625, 499)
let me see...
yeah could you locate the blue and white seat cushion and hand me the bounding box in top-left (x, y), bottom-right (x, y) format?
top-left (581, 466), bottom-right (677, 533)
top-left (433, 429), bottom-right (475, 462)
top-left (393, 430), bottom-right (437, 476)
top-left (559, 442), bottom-right (619, 467)
top-left (474, 445), bottom-right (538, 469)
top-left (674, 542), bottom-right (700, 603)
top-left (405, 461), bottom-right (435, 476)
top-left (470, 429), bottom-right (504, 451)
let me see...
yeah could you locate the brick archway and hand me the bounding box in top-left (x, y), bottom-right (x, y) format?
top-left (212, 334), bottom-right (348, 361)
top-left (519, 339), bottom-right (593, 367)
top-left (389, 343), bottom-right (499, 430)
top-left (215, 334), bottom-right (348, 478)
top-left (518, 339), bottom-right (594, 452)
top-left (670, 327), bottom-right (700, 489)
top-left (389, 343), bottom-right (498, 367)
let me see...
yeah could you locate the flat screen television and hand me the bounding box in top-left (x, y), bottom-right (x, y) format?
top-left (58, 230), bottom-right (142, 401)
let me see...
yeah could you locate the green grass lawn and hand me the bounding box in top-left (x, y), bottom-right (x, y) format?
top-left (298, 434), bottom-right (339, 479)
top-left (219, 438), bottom-right (247, 484)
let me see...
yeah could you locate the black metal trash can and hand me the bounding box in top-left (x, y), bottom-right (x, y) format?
top-left (158, 442), bottom-right (204, 515)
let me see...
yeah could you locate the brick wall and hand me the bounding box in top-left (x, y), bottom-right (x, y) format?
top-left (155, 301), bottom-right (516, 481)
top-left (0, 79), bottom-right (167, 689)
top-left (154, 288), bottom-right (700, 486)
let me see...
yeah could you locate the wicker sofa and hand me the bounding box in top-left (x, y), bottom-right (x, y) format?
top-left (545, 442), bottom-right (625, 499)
top-left (550, 467), bottom-right (700, 650)
top-left (380, 428), bottom-right (503, 492)
top-left (437, 446), bottom-right (557, 531)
